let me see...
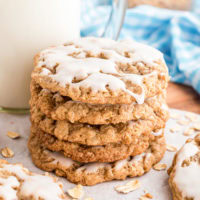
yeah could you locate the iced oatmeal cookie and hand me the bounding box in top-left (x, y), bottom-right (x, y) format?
top-left (0, 160), bottom-right (68, 199)
top-left (32, 37), bottom-right (169, 105)
top-left (168, 134), bottom-right (200, 200)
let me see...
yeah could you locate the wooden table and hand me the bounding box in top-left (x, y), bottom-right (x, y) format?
top-left (167, 82), bottom-right (200, 114)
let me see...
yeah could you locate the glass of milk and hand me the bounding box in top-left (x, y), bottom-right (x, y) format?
top-left (0, 0), bottom-right (127, 113)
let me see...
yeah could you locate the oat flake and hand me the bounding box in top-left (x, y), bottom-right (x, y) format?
top-left (67, 184), bottom-right (84, 199)
top-left (7, 131), bottom-right (20, 139)
top-left (1, 147), bottom-right (14, 158)
top-left (115, 179), bottom-right (140, 194)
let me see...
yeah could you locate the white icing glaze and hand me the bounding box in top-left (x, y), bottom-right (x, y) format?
top-left (19, 174), bottom-right (64, 200)
top-left (0, 176), bottom-right (19, 200)
top-left (174, 141), bottom-right (200, 200)
top-left (73, 72), bottom-right (123, 90)
top-left (116, 39), bottom-right (164, 65)
top-left (161, 103), bottom-right (168, 111)
top-left (69, 37), bottom-right (117, 53)
top-left (130, 153), bottom-right (145, 164)
top-left (48, 150), bottom-right (75, 167)
top-left (0, 162), bottom-right (66, 200)
top-left (76, 163), bottom-right (109, 174)
top-left (40, 68), bottom-right (50, 76)
top-left (0, 164), bottom-right (28, 180)
top-left (50, 57), bottom-right (117, 84)
top-left (41, 88), bottom-right (51, 93)
top-left (38, 37), bottom-right (166, 104)
top-left (152, 129), bottom-right (163, 136)
top-left (69, 37), bottom-right (164, 65)
top-left (122, 73), bottom-right (145, 104)
top-left (114, 158), bottom-right (129, 170)
top-left (145, 153), bottom-right (152, 160)
top-left (74, 72), bottom-right (146, 104)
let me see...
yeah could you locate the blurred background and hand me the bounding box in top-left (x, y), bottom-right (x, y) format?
top-left (81, 0), bottom-right (200, 113)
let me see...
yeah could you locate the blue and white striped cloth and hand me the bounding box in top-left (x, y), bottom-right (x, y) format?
top-left (81, 0), bottom-right (200, 94)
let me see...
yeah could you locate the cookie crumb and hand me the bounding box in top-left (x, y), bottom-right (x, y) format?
top-left (177, 120), bottom-right (189, 126)
top-left (115, 179), bottom-right (140, 194)
top-left (166, 144), bottom-right (177, 152)
top-left (169, 126), bottom-right (181, 133)
top-left (139, 193), bottom-right (153, 199)
top-left (184, 128), bottom-right (194, 136)
top-left (67, 184), bottom-right (84, 199)
top-left (153, 163), bottom-right (167, 171)
top-left (192, 123), bottom-right (200, 131)
top-left (7, 131), bottom-right (20, 139)
top-left (84, 198), bottom-right (94, 200)
top-left (186, 138), bottom-right (193, 143)
top-left (1, 147), bottom-right (14, 158)
top-left (185, 113), bottom-right (198, 121)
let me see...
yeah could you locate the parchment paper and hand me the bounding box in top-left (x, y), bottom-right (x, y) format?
top-left (0, 109), bottom-right (199, 200)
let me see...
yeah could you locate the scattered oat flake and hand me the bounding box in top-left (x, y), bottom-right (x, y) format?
top-left (7, 131), bottom-right (20, 139)
top-left (145, 193), bottom-right (153, 199)
top-left (115, 179), bottom-right (140, 194)
top-left (139, 193), bottom-right (153, 200)
top-left (139, 197), bottom-right (148, 200)
top-left (192, 123), bottom-right (200, 131)
top-left (166, 144), bottom-right (177, 152)
top-left (67, 184), bottom-right (84, 199)
top-left (185, 113), bottom-right (198, 121)
top-left (84, 198), bottom-right (93, 200)
top-left (184, 128), bottom-right (194, 136)
top-left (169, 126), bottom-right (181, 133)
top-left (177, 120), bottom-right (190, 126)
top-left (1, 147), bottom-right (14, 158)
top-left (153, 163), bottom-right (167, 171)
top-left (170, 113), bottom-right (181, 119)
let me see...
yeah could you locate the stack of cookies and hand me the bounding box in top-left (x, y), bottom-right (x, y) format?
top-left (29, 37), bottom-right (169, 186)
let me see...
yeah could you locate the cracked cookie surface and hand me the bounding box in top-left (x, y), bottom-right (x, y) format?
top-left (32, 37), bottom-right (169, 105)
top-left (28, 130), bottom-right (166, 186)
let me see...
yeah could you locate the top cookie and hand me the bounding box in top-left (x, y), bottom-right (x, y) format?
top-left (168, 134), bottom-right (200, 200)
top-left (32, 37), bottom-right (169, 104)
